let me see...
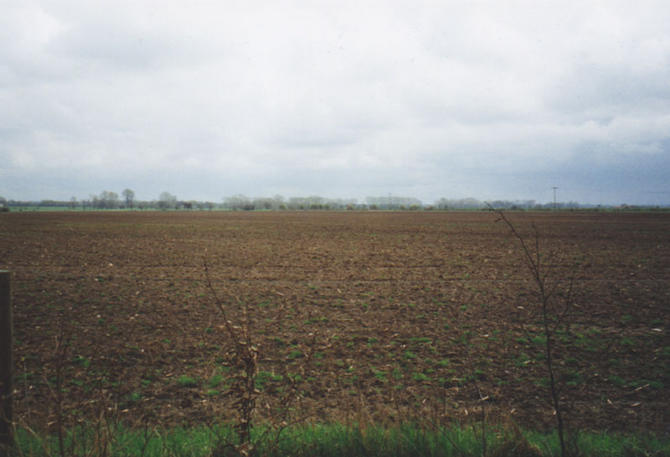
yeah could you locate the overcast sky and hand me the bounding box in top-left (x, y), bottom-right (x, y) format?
top-left (2, 1), bottom-right (670, 205)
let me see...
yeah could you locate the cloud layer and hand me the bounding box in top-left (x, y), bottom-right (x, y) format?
top-left (2, 0), bottom-right (670, 204)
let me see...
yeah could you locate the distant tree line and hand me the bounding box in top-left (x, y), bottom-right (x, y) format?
top-left (1, 192), bottom-right (668, 212)
top-left (365, 196), bottom-right (423, 210)
top-left (222, 195), bottom-right (362, 211)
top-left (433, 198), bottom-right (583, 210)
top-left (2, 190), bottom-right (214, 211)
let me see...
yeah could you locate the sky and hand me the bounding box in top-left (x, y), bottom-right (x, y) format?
top-left (1, 1), bottom-right (670, 205)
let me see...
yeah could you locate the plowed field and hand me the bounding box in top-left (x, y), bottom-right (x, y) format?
top-left (1, 211), bottom-right (668, 432)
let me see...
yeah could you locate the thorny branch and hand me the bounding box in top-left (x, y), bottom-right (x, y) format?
top-left (490, 206), bottom-right (574, 457)
top-left (203, 260), bottom-right (259, 453)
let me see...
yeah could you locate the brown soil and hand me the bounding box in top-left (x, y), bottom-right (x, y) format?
top-left (1, 210), bottom-right (668, 433)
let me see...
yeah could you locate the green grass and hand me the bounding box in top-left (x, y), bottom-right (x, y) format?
top-left (409, 337), bottom-right (432, 345)
top-left (411, 372), bottom-right (431, 382)
top-left (175, 375), bottom-right (199, 388)
top-left (9, 423), bottom-right (669, 457)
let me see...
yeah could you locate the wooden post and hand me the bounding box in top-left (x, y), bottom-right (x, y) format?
top-left (0, 271), bottom-right (12, 457)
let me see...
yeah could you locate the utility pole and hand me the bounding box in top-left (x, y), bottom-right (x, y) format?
top-left (552, 187), bottom-right (558, 210)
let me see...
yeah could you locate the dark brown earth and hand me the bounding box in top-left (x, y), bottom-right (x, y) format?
top-left (0, 210), bottom-right (668, 433)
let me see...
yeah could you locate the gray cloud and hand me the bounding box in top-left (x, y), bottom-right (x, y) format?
top-left (1, 0), bottom-right (670, 205)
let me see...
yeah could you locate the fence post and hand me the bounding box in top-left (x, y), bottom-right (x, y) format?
top-left (0, 271), bottom-right (12, 457)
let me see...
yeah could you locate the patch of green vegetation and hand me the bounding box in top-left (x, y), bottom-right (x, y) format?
top-left (563, 371), bottom-right (584, 387)
top-left (456, 330), bottom-right (473, 346)
top-left (288, 349), bottom-right (304, 359)
top-left (472, 369), bottom-right (486, 380)
top-left (207, 374), bottom-right (224, 389)
top-left (436, 358), bottom-right (450, 367)
top-left (648, 380), bottom-right (665, 389)
top-left (564, 357), bottom-right (578, 367)
top-left (287, 373), bottom-right (303, 383)
top-left (608, 375), bottom-right (626, 387)
top-left (628, 379), bottom-right (664, 390)
top-left (272, 336), bottom-right (286, 347)
top-left (371, 368), bottom-right (387, 382)
top-left (255, 371), bottom-right (283, 390)
top-left (514, 352), bottom-right (533, 368)
top-left (73, 355), bottom-right (91, 369)
top-left (409, 337), bottom-right (432, 345)
top-left (412, 372), bottom-right (431, 382)
top-left (530, 335), bottom-right (547, 346)
top-left (176, 375), bottom-right (199, 388)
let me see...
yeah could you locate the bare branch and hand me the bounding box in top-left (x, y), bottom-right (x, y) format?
top-left (489, 205), bottom-right (571, 457)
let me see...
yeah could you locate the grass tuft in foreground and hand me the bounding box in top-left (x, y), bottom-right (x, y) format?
top-left (7, 423), bottom-right (669, 457)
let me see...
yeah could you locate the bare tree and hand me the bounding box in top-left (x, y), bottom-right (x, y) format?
top-left (491, 206), bottom-right (575, 457)
top-left (158, 191), bottom-right (177, 210)
top-left (122, 189), bottom-right (135, 209)
top-left (95, 191), bottom-right (120, 209)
